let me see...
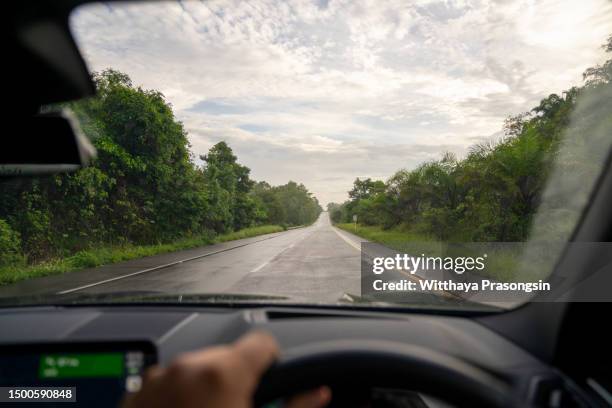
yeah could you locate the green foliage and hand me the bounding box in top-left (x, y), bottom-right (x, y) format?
top-left (201, 141), bottom-right (258, 232)
top-left (251, 181), bottom-right (322, 227)
top-left (214, 225), bottom-right (283, 242)
top-left (0, 225), bottom-right (283, 285)
top-left (331, 36), bottom-right (612, 243)
top-left (0, 69), bottom-right (320, 282)
top-left (0, 219), bottom-right (23, 267)
top-left (348, 178), bottom-right (385, 200)
top-left (336, 223), bottom-right (434, 245)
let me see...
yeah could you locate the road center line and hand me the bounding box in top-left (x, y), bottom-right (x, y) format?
top-left (248, 232), bottom-right (308, 274)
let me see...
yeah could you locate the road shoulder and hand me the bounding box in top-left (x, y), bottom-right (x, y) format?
top-left (0, 229), bottom-right (300, 297)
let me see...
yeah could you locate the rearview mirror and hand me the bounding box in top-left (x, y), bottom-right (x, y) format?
top-left (0, 110), bottom-right (96, 176)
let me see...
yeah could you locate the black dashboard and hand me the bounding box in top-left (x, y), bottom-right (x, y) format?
top-left (0, 305), bottom-right (592, 407)
top-left (0, 341), bottom-right (155, 407)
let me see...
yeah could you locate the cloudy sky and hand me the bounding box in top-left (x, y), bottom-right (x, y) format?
top-left (70, 0), bottom-right (612, 206)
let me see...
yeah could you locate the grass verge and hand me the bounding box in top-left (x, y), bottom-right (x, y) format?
top-left (0, 225), bottom-right (284, 286)
top-left (335, 223), bottom-right (433, 246)
top-left (334, 223), bottom-right (532, 282)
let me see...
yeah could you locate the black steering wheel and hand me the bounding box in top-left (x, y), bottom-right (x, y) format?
top-left (254, 340), bottom-right (521, 408)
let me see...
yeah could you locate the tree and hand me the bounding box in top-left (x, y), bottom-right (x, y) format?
top-left (348, 178), bottom-right (385, 200)
top-left (328, 32), bottom-right (612, 242)
top-left (583, 35), bottom-right (612, 87)
top-left (201, 142), bottom-right (258, 231)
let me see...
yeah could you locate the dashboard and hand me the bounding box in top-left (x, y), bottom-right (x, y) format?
top-left (0, 305), bottom-right (591, 407)
top-left (0, 342), bottom-right (155, 407)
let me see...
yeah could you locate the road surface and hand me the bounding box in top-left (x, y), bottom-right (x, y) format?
top-left (0, 213), bottom-right (366, 303)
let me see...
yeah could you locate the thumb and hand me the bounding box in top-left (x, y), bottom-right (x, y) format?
top-left (285, 387), bottom-right (332, 408)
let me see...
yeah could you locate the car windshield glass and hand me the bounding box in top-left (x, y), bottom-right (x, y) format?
top-left (1, 0), bottom-right (611, 310)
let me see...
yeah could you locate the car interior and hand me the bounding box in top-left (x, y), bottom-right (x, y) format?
top-left (3, 1), bottom-right (612, 407)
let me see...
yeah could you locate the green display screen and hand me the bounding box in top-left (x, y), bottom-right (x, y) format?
top-left (39, 353), bottom-right (124, 379)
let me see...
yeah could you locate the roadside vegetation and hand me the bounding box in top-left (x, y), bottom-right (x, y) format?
top-left (334, 223), bottom-right (525, 282)
top-left (330, 35), bottom-right (612, 244)
top-left (335, 223), bottom-right (432, 246)
top-left (0, 70), bottom-right (321, 284)
top-left (330, 36), bottom-right (612, 282)
top-left (0, 225), bottom-right (283, 286)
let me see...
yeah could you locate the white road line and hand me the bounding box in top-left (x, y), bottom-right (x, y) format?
top-left (250, 260), bottom-right (271, 274)
top-left (56, 230), bottom-right (302, 295)
top-left (331, 227), bottom-right (363, 252)
top-left (248, 239), bottom-right (300, 274)
top-left (331, 227), bottom-right (456, 299)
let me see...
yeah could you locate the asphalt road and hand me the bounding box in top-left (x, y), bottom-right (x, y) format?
top-left (0, 213), bottom-right (365, 303)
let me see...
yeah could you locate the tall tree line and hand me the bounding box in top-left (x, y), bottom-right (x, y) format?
top-left (330, 36), bottom-right (612, 242)
top-left (0, 70), bottom-right (321, 266)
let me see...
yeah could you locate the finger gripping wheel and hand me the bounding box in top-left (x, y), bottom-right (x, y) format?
top-left (254, 340), bottom-right (520, 408)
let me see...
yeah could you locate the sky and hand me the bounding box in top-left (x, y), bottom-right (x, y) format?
top-left (70, 0), bottom-right (612, 206)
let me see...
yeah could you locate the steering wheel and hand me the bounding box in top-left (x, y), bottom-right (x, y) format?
top-left (254, 339), bottom-right (521, 408)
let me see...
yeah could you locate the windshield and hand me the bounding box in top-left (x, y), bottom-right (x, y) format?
top-left (1, 0), bottom-right (611, 310)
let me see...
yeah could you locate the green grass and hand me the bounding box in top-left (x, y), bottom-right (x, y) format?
top-left (215, 225), bottom-right (283, 242)
top-left (335, 223), bottom-right (529, 282)
top-left (0, 225), bottom-right (284, 286)
top-left (335, 223), bottom-right (434, 246)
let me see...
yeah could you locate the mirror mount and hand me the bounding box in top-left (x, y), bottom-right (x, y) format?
top-left (0, 109), bottom-right (96, 176)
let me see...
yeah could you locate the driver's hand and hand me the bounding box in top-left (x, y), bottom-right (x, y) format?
top-left (121, 331), bottom-right (331, 408)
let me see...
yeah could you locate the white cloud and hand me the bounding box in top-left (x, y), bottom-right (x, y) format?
top-left (70, 0), bottom-right (612, 205)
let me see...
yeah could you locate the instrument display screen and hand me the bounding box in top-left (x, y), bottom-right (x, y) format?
top-left (0, 342), bottom-right (156, 407)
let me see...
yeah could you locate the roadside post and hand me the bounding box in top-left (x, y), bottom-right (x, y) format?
top-left (353, 214), bottom-right (357, 232)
